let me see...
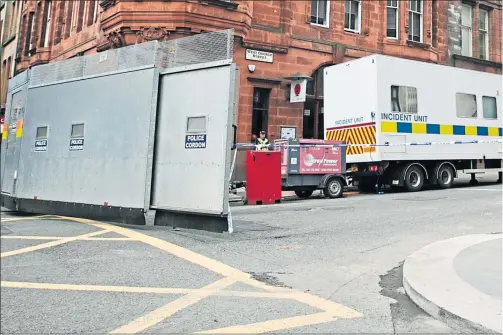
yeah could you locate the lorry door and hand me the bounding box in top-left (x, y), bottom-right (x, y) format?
top-left (380, 134), bottom-right (406, 156)
top-left (1, 89), bottom-right (25, 196)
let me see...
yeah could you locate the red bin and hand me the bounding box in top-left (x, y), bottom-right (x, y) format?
top-left (245, 150), bottom-right (282, 205)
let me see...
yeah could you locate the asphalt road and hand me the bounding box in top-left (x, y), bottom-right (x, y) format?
top-left (1, 173), bottom-right (501, 333)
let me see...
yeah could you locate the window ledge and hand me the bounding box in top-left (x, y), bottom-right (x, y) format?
top-left (453, 54), bottom-right (502, 69)
top-left (100, 0), bottom-right (116, 10)
top-left (344, 28), bottom-right (361, 35)
top-left (247, 77), bottom-right (283, 85)
top-left (2, 34), bottom-right (16, 47)
top-left (406, 40), bottom-right (430, 49)
top-left (197, 0), bottom-right (239, 10)
top-left (310, 22), bottom-right (330, 29)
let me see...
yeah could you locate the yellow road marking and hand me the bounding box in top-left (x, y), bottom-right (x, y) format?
top-left (195, 312), bottom-right (336, 334)
top-left (109, 277), bottom-right (237, 334)
top-left (0, 229), bottom-right (110, 258)
top-left (1, 215), bottom-right (54, 223)
top-left (1, 214), bottom-right (363, 333)
top-left (0, 280), bottom-right (294, 300)
top-left (1, 236), bottom-right (134, 241)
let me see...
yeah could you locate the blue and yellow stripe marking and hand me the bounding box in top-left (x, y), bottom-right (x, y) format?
top-left (381, 121), bottom-right (502, 137)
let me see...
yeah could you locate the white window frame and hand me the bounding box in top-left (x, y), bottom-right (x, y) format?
top-left (386, 0), bottom-right (399, 39)
top-left (344, 0), bottom-right (361, 33)
top-left (479, 9), bottom-right (489, 60)
top-left (310, 0), bottom-right (330, 28)
top-left (43, 0), bottom-right (52, 47)
top-left (93, 0), bottom-right (99, 23)
top-left (460, 4), bottom-right (472, 57)
top-left (408, 0), bottom-right (423, 42)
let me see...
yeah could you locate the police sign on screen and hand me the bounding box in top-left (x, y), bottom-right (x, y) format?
top-left (34, 140), bottom-right (48, 152)
top-left (69, 138), bottom-right (84, 151)
top-left (185, 134), bottom-right (206, 149)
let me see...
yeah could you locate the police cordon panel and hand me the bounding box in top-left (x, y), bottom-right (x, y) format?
top-left (1, 29), bottom-right (238, 233)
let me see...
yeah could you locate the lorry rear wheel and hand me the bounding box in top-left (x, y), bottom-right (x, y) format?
top-left (295, 189), bottom-right (314, 199)
top-left (437, 165), bottom-right (454, 189)
top-left (404, 166), bottom-right (424, 192)
top-left (323, 177), bottom-right (343, 199)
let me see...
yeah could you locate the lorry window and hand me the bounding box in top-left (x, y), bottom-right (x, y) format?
top-left (482, 96), bottom-right (497, 119)
top-left (71, 123), bottom-right (85, 138)
top-left (391, 85), bottom-right (418, 114)
top-left (36, 126), bottom-right (48, 139)
top-left (455, 93), bottom-right (477, 118)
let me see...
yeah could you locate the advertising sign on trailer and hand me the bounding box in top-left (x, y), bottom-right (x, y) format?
top-left (298, 139), bottom-right (343, 174)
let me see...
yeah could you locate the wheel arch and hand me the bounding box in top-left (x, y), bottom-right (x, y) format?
top-left (318, 174), bottom-right (347, 188)
top-left (435, 162), bottom-right (458, 180)
top-left (403, 162), bottom-right (429, 181)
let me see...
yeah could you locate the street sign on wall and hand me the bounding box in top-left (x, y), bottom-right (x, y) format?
top-left (290, 79), bottom-right (307, 103)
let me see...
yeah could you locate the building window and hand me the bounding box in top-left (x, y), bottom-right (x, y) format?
top-left (251, 88), bottom-right (270, 139)
top-left (479, 9), bottom-right (489, 60)
top-left (391, 85), bottom-right (418, 114)
top-left (387, 0), bottom-right (399, 39)
top-left (344, 0), bottom-right (361, 33)
top-left (456, 93), bottom-right (477, 118)
top-left (408, 0), bottom-right (422, 42)
top-left (482, 96), bottom-right (497, 119)
top-left (460, 4), bottom-right (472, 57)
top-left (310, 0), bottom-right (329, 27)
top-left (70, 1), bottom-right (79, 30)
top-left (93, 0), bottom-right (99, 23)
top-left (25, 12), bottom-right (34, 56)
top-left (39, 0), bottom-right (52, 47)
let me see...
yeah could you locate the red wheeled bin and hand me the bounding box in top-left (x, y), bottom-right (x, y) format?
top-left (245, 150), bottom-right (282, 205)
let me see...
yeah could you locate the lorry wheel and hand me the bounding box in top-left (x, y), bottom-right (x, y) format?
top-left (323, 177), bottom-right (343, 199)
top-left (437, 165), bottom-right (454, 189)
top-left (295, 190), bottom-right (314, 199)
top-left (404, 166), bottom-right (424, 192)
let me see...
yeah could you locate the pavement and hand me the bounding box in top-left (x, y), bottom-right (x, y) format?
top-left (1, 172), bottom-right (501, 333)
top-left (403, 234), bottom-right (502, 333)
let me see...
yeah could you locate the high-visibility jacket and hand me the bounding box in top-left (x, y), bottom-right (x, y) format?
top-left (256, 138), bottom-right (269, 151)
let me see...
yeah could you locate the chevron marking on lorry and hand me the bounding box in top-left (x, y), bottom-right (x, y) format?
top-left (326, 122), bottom-right (376, 155)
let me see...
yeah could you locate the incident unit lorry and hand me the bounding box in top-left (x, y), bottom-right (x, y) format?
top-left (323, 54), bottom-right (502, 192)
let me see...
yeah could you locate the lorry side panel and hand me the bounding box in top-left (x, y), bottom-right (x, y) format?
top-left (324, 57), bottom-right (380, 164)
top-left (375, 55), bottom-right (502, 162)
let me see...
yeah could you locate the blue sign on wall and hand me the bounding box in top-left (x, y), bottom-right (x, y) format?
top-left (185, 134), bottom-right (207, 149)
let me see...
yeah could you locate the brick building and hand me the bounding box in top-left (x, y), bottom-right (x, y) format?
top-left (14, 0), bottom-right (502, 142)
top-left (1, 0), bottom-right (22, 115)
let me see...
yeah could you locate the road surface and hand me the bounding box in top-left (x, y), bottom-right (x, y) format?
top-left (1, 174), bottom-right (501, 333)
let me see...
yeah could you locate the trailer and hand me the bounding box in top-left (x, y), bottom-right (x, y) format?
top-left (323, 54), bottom-right (503, 192)
top-left (276, 138), bottom-right (347, 198)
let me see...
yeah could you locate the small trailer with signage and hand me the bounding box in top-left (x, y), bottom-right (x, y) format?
top-left (275, 138), bottom-right (347, 198)
top-left (323, 54), bottom-right (503, 192)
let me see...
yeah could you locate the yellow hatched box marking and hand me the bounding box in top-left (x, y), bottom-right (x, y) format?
top-left (326, 124), bottom-right (376, 156)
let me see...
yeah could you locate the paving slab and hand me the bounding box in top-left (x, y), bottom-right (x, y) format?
top-left (403, 234), bottom-right (502, 333)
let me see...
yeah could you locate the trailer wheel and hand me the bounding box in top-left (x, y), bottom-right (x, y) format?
top-left (404, 166), bottom-right (424, 192)
top-left (295, 190), bottom-right (314, 199)
top-left (323, 177), bottom-right (343, 199)
top-left (437, 165), bottom-right (454, 189)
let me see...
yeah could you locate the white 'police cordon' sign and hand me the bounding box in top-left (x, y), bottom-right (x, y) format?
top-left (34, 140), bottom-right (48, 152)
top-left (185, 134), bottom-right (206, 149)
top-left (69, 138), bottom-right (84, 151)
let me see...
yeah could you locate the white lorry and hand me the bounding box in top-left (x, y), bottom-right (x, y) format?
top-left (323, 54), bottom-right (502, 192)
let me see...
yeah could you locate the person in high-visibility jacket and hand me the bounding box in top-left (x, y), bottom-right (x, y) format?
top-left (255, 130), bottom-right (270, 151)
